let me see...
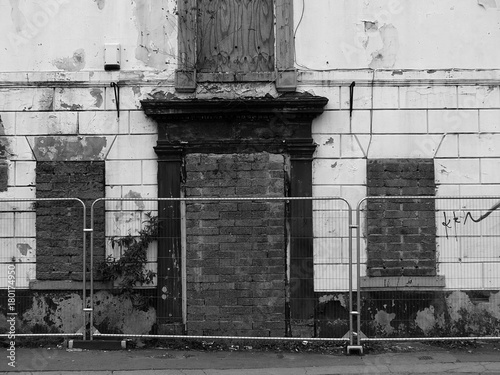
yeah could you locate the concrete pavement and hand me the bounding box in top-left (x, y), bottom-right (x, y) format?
top-left (0, 342), bottom-right (499, 374)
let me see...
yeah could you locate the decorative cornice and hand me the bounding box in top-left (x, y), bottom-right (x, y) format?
top-left (286, 139), bottom-right (317, 161)
top-left (145, 93), bottom-right (327, 156)
top-left (154, 142), bottom-right (184, 161)
top-left (141, 93), bottom-right (328, 123)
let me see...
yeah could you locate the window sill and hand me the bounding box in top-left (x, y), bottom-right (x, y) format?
top-left (360, 276), bottom-right (446, 291)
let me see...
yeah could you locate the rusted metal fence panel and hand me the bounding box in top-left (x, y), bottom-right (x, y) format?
top-left (90, 197), bottom-right (353, 342)
top-left (0, 198), bottom-right (86, 338)
top-left (354, 196), bottom-right (500, 347)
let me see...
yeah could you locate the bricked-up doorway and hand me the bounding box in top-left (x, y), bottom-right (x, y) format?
top-left (142, 93), bottom-right (327, 335)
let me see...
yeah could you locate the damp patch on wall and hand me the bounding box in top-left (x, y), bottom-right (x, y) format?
top-left (133, 0), bottom-right (177, 69)
top-left (31, 136), bottom-right (107, 161)
top-left (0, 290), bottom-right (156, 335)
top-left (53, 49), bottom-right (86, 72)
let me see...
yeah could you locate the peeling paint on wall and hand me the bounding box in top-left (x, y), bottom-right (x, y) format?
top-left (0, 162), bottom-right (8, 192)
top-left (59, 103), bottom-right (83, 111)
top-left (369, 24), bottom-right (399, 69)
top-left (132, 86), bottom-right (141, 96)
top-left (446, 291), bottom-right (475, 322)
top-left (133, 0), bottom-right (177, 69)
top-left (324, 137), bottom-right (335, 146)
top-left (478, 0), bottom-right (497, 9)
top-left (487, 292), bottom-right (500, 320)
top-left (0, 116), bottom-right (11, 160)
top-left (21, 296), bottom-right (53, 331)
top-left (39, 90), bottom-right (55, 111)
top-left (32, 136), bottom-right (107, 161)
top-left (196, 82), bottom-right (278, 99)
top-left (16, 243), bottom-right (32, 256)
top-left (0, 142), bottom-right (11, 158)
top-left (93, 291), bottom-right (156, 334)
top-left (90, 88), bottom-right (104, 108)
top-left (17, 291), bottom-right (156, 335)
top-left (124, 190), bottom-right (145, 210)
top-left (53, 49), bottom-right (86, 72)
top-left (0, 116), bottom-right (10, 191)
top-left (363, 20), bottom-right (379, 32)
top-left (315, 293), bottom-right (350, 338)
top-left (373, 310), bottom-right (396, 334)
top-left (442, 291), bottom-right (500, 336)
top-left (147, 90), bottom-right (176, 100)
top-left (318, 293), bottom-right (348, 308)
top-left (360, 291), bottom-right (500, 338)
top-left (415, 305), bottom-right (443, 335)
top-left (93, 0), bottom-right (106, 10)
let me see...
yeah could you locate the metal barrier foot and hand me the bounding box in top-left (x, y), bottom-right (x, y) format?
top-left (68, 339), bottom-right (127, 350)
top-left (346, 345), bottom-right (364, 355)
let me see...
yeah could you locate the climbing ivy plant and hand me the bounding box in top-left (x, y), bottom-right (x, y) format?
top-left (98, 212), bottom-right (158, 292)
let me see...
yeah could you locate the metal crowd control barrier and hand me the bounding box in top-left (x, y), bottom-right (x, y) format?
top-left (5, 194), bottom-right (500, 347)
top-left (89, 197), bottom-right (356, 344)
top-left (0, 198), bottom-right (86, 339)
top-left (353, 196), bottom-right (500, 350)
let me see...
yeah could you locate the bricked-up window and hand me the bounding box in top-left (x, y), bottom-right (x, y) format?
top-left (196, 0), bottom-right (274, 73)
top-left (366, 159), bottom-right (437, 277)
top-left (36, 162), bottom-right (105, 281)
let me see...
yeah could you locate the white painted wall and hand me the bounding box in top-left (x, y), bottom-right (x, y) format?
top-left (1, 1), bottom-right (499, 73)
top-left (294, 0), bottom-right (500, 70)
top-left (0, 0), bottom-right (177, 72)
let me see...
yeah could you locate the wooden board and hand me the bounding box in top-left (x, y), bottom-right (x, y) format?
top-left (196, 0), bottom-right (274, 73)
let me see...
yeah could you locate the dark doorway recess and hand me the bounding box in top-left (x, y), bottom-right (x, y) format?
top-left (142, 93), bottom-right (327, 335)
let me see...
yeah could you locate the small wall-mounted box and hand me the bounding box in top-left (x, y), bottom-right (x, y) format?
top-left (104, 43), bottom-right (121, 71)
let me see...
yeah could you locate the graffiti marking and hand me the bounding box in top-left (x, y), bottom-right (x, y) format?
top-left (464, 201), bottom-right (500, 224)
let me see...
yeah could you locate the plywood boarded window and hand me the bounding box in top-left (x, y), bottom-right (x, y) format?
top-left (196, 0), bottom-right (274, 73)
top-left (176, 0), bottom-right (295, 92)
